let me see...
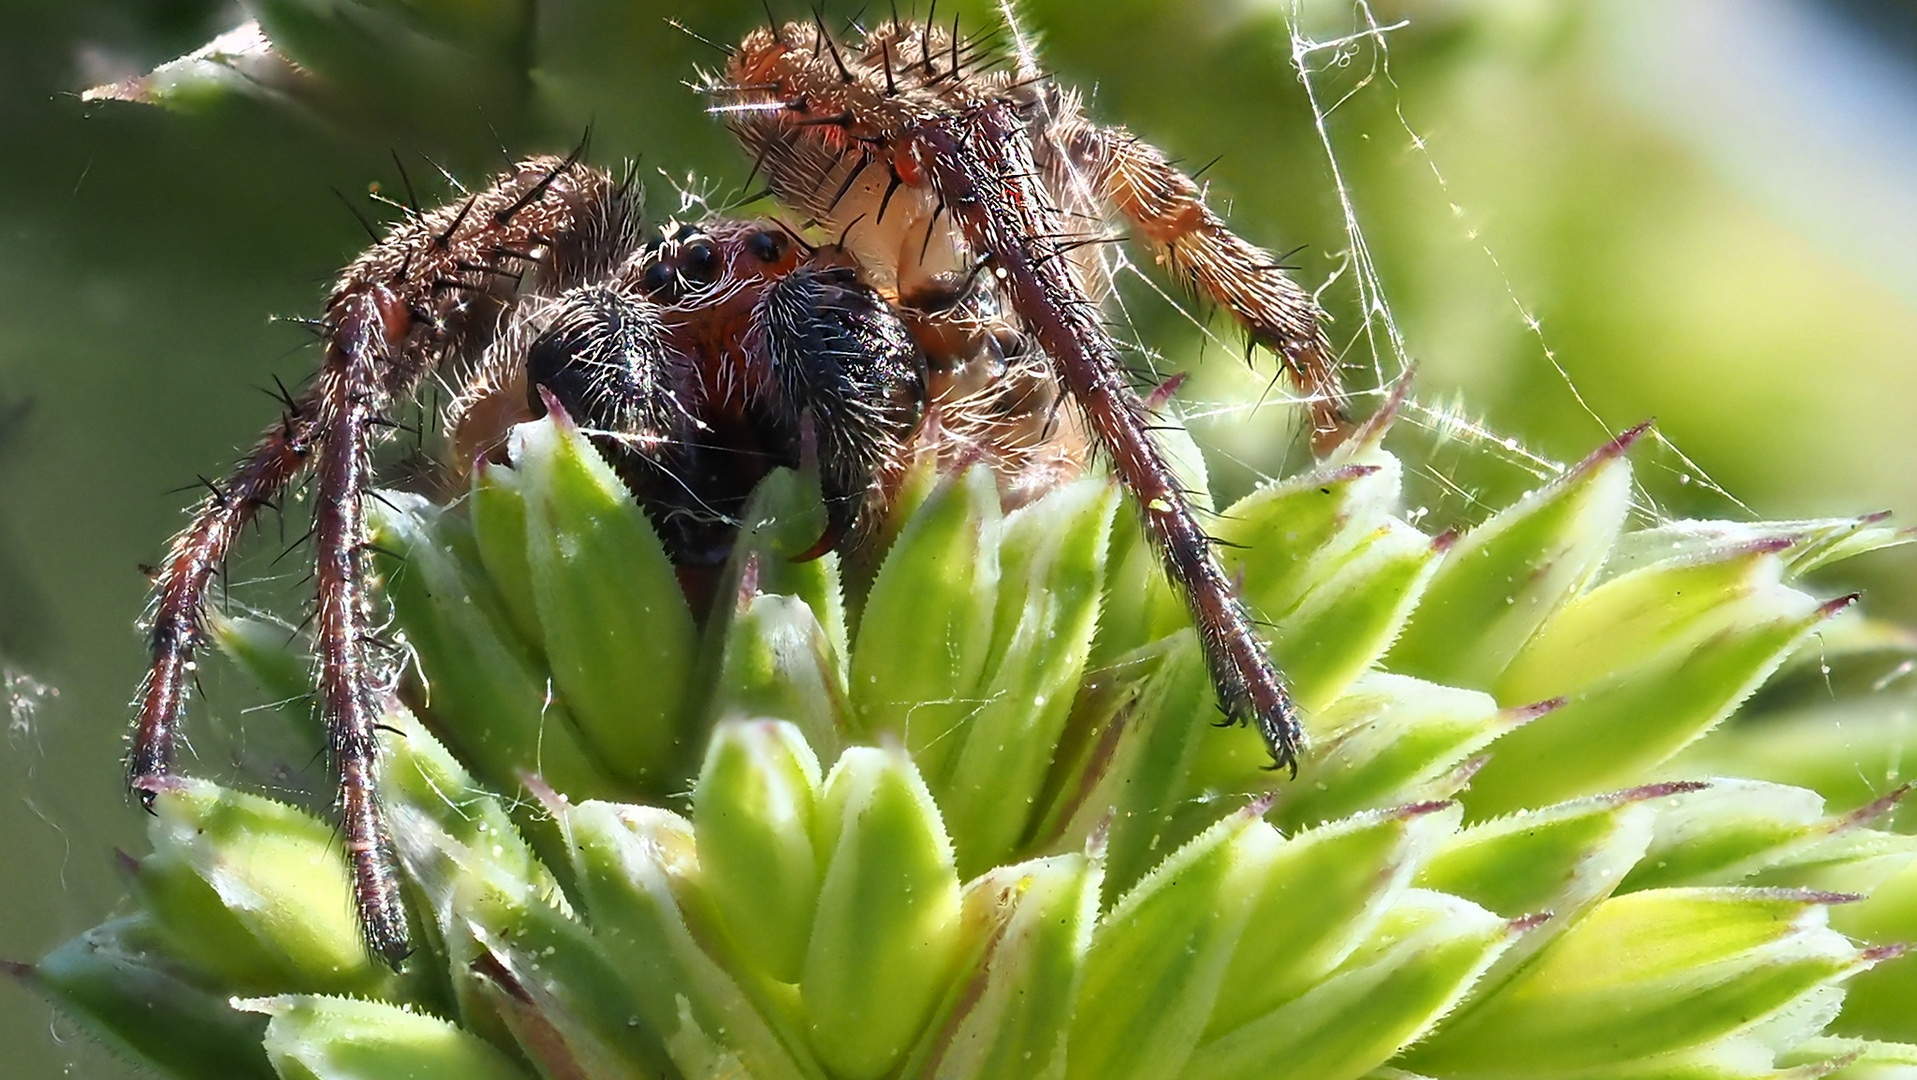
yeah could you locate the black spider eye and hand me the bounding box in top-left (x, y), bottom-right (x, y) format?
top-left (747, 230), bottom-right (787, 263)
top-left (642, 261), bottom-right (675, 296)
top-left (672, 223), bottom-right (701, 241)
top-left (684, 242), bottom-right (717, 283)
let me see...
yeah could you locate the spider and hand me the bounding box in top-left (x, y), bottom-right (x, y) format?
top-left (127, 15), bottom-right (1353, 966)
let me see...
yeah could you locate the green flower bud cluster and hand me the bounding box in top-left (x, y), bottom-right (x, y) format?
top-left (22, 403), bottom-right (1917, 1080)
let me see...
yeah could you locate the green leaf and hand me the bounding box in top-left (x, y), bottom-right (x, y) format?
top-left (709, 591), bottom-right (852, 759)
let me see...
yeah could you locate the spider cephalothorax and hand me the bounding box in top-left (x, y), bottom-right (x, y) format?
top-left (130, 16), bottom-right (1351, 965)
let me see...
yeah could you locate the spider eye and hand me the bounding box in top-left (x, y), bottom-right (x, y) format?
top-left (684, 242), bottom-right (718, 284)
top-left (747, 230), bottom-right (787, 263)
top-left (672, 223), bottom-right (702, 241)
top-left (642, 261), bottom-right (675, 297)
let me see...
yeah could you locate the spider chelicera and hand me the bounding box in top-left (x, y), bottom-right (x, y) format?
top-left (128, 15), bottom-right (1353, 964)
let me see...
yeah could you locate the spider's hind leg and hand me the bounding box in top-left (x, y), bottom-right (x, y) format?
top-left (1044, 115), bottom-right (1353, 454)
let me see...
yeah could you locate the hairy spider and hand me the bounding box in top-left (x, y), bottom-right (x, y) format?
top-left (129, 15), bottom-right (1352, 965)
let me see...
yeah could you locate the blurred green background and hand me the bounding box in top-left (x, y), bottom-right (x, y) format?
top-left (3, 0), bottom-right (1915, 1073)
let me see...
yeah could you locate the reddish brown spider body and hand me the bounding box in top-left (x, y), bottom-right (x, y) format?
top-left (130, 16), bottom-right (1349, 965)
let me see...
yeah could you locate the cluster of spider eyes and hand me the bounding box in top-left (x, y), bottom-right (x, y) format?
top-left (638, 222), bottom-right (791, 301)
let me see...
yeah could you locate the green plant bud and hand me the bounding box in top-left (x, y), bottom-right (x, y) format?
top-left (238, 995), bottom-right (528, 1080)
top-left (1404, 888), bottom-right (1873, 1075)
top-left (1602, 514), bottom-right (1915, 583)
top-left (17, 916), bottom-right (277, 1080)
top-left (1215, 458), bottom-right (1405, 624)
top-left (1268, 518), bottom-right (1444, 712)
top-left (565, 801), bottom-right (818, 1080)
top-left (1621, 780), bottom-right (1850, 892)
top-left (135, 779), bottom-right (385, 995)
top-left (1420, 784), bottom-right (1678, 917)
top-left (912, 853), bottom-right (1101, 1080)
top-left (1418, 783), bottom-right (1701, 999)
top-left (1782, 1036), bottom-right (1917, 1078)
top-left (710, 591), bottom-right (852, 758)
top-left (725, 466), bottom-right (848, 660)
top-left (804, 746), bottom-right (964, 1080)
top-left (368, 491), bottom-right (620, 803)
top-left (1093, 513), bottom-right (1185, 665)
top-left (1388, 426), bottom-right (1641, 689)
top-left (1207, 802), bottom-right (1461, 1037)
top-left (1090, 634), bottom-right (1219, 895)
top-left (1184, 889), bottom-right (1518, 1080)
top-left (935, 479), bottom-right (1117, 875)
top-left (1067, 802), bottom-right (1284, 1080)
top-left (1463, 590), bottom-right (1850, 816)
top-left (1498, 542), bottom-right (1800, 706)
top-left (693, 719), bottom-right (825, 985)
top-left (512, 413), bottom-right (698, 790)
top-left (848, 465), bottom-right (1001, 771)
top-left (1259, 673), bottom-right (1524, 831)
top-left (399, 791), bottom-right (679, 1079)
top-left (469, 459), bottom-right (543, 651)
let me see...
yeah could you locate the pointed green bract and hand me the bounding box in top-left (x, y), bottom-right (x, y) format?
top-left (1185, 890), bottom-right (1516, 1080)
top-left (1465, 589), bottom-right (1842, 815)
top-left (915, 854), bottom-right (1100, 1080)
top-left (469, 459), bottom-right (543, 651)
top-left (849, 465), bottom-right (1001, 772)
top-left (1067, 803), bottom-right (1283, 1080)
top-left (513, 414), bottom-right (698, 790)
top-left (21, 916), bottom-right (277, 1080)
top-left (137, 780), bottom-right (386, 996)
top-left (1388, 432), bottom-right (1636, 689)
top-left (935, 479), bottom-right (1117, 875)
top-left (804, 747), bottom-right (964, 1080)
top-left (1207, 803), bottom-right (1461, 1037)
top-left (369, 491), bottom-right (621, 803)
top-left (694, 719), bottom-right (825, 985)
top-left (240, 995), bottom-right (529, 1080)
top-left (711, 592), bottom-right (852, 758)
top-left (1405, 889), bottom-right (1870, 1075)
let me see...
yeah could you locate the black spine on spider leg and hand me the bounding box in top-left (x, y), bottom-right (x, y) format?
top-left (311, 286), bottom-right (411, 967)
top-left (755, 264), bottom-right (927, 556)
top-left (917, 105), bottom-right (1305, 774)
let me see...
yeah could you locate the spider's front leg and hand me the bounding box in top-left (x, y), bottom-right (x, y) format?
top-left (920, 106), bottom-right (1307, 773)
top-left (132, 154), bottom-right (639, 966)
top-left (753, 262), bottom-right (928, 556)
top-left (1044, 113), bottom-right (1354, 455)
